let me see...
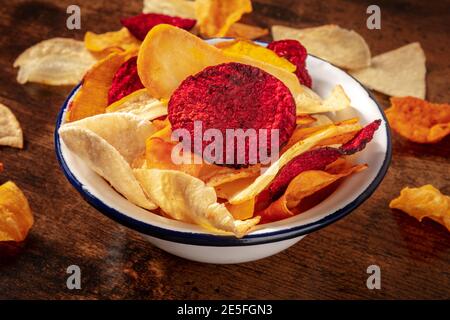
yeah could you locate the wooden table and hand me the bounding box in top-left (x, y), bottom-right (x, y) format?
top-left (0, 0), bottom-right (449, 300)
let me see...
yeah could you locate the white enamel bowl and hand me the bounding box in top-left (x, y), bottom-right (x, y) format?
top-left (55, 39), bottom-right (391, 264)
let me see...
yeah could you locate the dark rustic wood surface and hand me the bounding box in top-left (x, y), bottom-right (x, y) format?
top-left (0, 0), bottom-right (449, 300)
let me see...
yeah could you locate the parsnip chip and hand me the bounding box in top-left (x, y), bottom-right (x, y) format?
top-left (217, 40), bottom-right (296, 72)
top-left (67, 50), bottom-right (137, 122)
top-left (258, 164), bottom-right (366, 223)
top-left (385, 97), bottom-right (450, 143)
top-left (296, 85), bottom-right (351, 114)
top-left (137, 24), bottom-right (301, 100)
top-left (134, 169), bottom-right (260, 237)
top-left (85, 28), bottom-right (141, 56)
top-left (350, 43), bottom-right (426, 98)
top-left (195, 0), bottom-right (252, 38)
top-left (106, 89), bottom-right (168, 121)
top-left (14, 38), bottom-right (97, 85)
top-left (0, 103), bottom-right (23, 149)
top-left (59, 126), bottom-right (156, 210)
top-left (272, 24), bottom-right (371, 70)
top-left (390, 185), bottom-right (450, 232)
top-left (282, 118), bottom-right (360, 152)
top-left (62, 113), bottom-right (155, 164)
top-left (226, 22), bottom-right (269, 40)
top-left (229, 122), bottom-right (362, 204)
top-left (0, 181), bottom-right (33, 242)
top-left (143, 0), bottom-right (197, 18)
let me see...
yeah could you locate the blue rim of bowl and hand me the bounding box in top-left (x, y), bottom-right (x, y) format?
top-left (54, 43), bottom-right (392, 247)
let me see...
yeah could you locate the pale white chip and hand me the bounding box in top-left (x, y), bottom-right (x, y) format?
top-left (295, 85), bottom-right (351, 114)
top-left (61, 113), bottom-right (155, 164)
top-left (59, 126), bottom-right (156, 209)
top-left (228, 122), bottom-right (362, 204)
top-left (0, 103), bottom-right (23, 149)
top-left (105, 89), bottom-right (168, 121)
top-left (143, 0), bottom-right (196, 18)
top-left (14, 38), bottom-right (97, 85)
top-left (134, 169), bottom-right (260, 237)
top-left (272, 24), bottom-right (371, 70)
top-left (349, 42), bottom-right (426, 99)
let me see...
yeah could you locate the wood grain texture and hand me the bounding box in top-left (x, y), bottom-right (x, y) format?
top-left (0, 0), bottom-right (449, 300)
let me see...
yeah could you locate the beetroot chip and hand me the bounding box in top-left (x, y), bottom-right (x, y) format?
top-left (121, 13), bottom-right (196, 41)
top-left (266, 120), bottom-right (381, 199)
top-left (108, 56), bottom-right (144, 105)
top-left (168, 62), bottom-right (297, 168)
top-left (340, 119), bottom-right (382, 155)
top-left (268, 40), bottom-right (312, 88)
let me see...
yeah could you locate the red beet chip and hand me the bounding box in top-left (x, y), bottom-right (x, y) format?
top-left (108, 56), bottom-right (144, 105)
top-left (268, 39), bottom-right (312, 88)
top-left (340, 119), bottom-right (382, 155)
top-left (121, 13), bottom-right (196, 41)
top-left (168, 62), bottom-right (297, 168)
top-left (266, 120), bottom-right (381, 199)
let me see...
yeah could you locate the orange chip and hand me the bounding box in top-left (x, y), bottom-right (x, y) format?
top-left (0, 181), bottom-right (33, 242)
top-left (296, 114), bottom-right (316, 126)
top-left (258, 163), bottom-right (367, 223)
top-left (390, 185), bottom-right (450, 231)
top-left (67, 50), bottom-right (137, 122)
top-left (226, 22), bottom-right (269, 40)
top-left (84, 28), bottom-right (141, 58)
top-left (195, 0), bottom-right (253, 37)
top-left (226, 198), bottom-right (255, 220)
top-left (386, 97), bottom-right (450, 143)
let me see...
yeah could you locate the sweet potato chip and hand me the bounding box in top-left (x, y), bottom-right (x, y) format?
top-left (59, 119), bottom-right (156, 209)
top-left (226, 22), bottom-right (269, 40)
top-left (228, 122), bottom-right (361, 204)
top-left (350, 43), bottom-right (426, 98)
top-left (106, 89), bottom-right (167, 121)
top-left (195, 0), bottom-right (252, 37)
top-left (272, 24), bottom-right (371, 70)
top-left (258, 164), bottom-right (366, 223)
top-left (0, 181), bottom-right (33, 242)
top-left (134, 169), bottom-right (260, 237)
top-left (14, 38), bottom-right (97, 85)
top-left (84, 28), bottom-right (141, 57)
top-left (217, 40), bottom-right (296, 72)
top-left (215, 176), bottom-right (256, 200)
top-left (390, 185), bottom-right (450, 232)
top-left (67, 50), bottom-right (137, 122)
top-left (385, 96), bottom-right (450, 143)
top-left (0, 103), bottom-right (23, 149)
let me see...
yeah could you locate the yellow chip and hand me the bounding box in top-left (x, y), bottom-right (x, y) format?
top-left (14, 38), bottom-right (97, 86)
top-left (134, 169), bottom-right (260, 237)
top-left (0, 181), bottom-right (33, 242)
top-left (84, 28), bottom-right (141, 57)
top-left (0, 103), bottom-right (23, 149)
top-left (350, 43), bottom-right (426, 98)
top-left (385, 96), bottom-right (450, 143)
top-left (390, 185), bottom-right (450, 232)
top-left (272, 24), bottom-right (371, 70)
top-left (217, 40), bottom-right (296, 72)
top-left (195, 0), bottom-right (252, 37)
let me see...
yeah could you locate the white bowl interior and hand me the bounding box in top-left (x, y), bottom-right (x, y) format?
top-left (58, 39), bottom-right (389, 238)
